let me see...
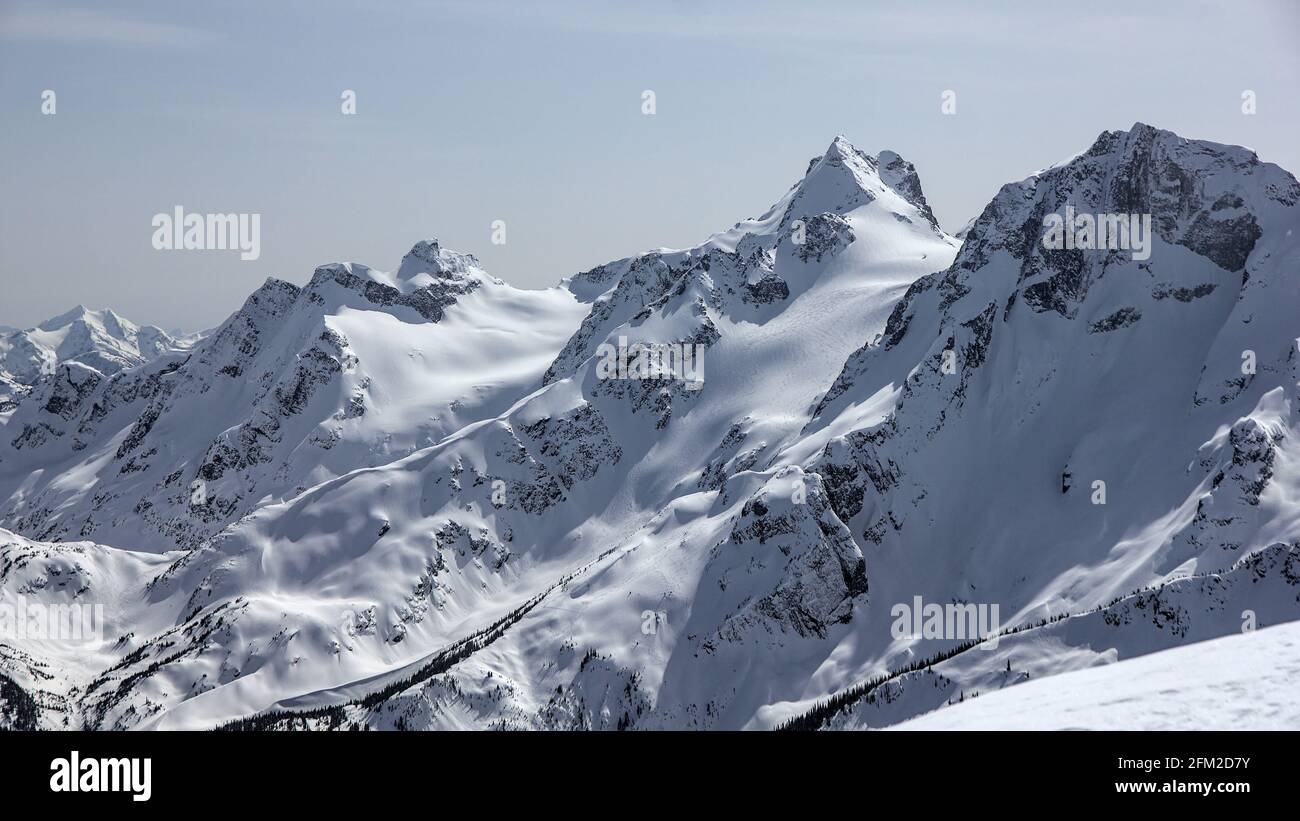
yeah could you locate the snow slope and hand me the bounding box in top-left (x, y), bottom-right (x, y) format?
top-left (888, 619), bottom-right (1300, 730)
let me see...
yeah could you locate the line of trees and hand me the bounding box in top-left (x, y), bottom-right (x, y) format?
top-left (0, 673), bottom-right (41, 731)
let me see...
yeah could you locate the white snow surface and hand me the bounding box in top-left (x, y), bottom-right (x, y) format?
top-left (888, 620), bottom-right (1300, 730)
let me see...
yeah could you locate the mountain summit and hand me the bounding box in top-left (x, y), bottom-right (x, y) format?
top-left (394, 239), bottom-right (489, 285)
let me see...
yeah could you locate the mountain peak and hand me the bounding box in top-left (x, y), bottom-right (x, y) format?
top-left (33, 305), bottom-right (143, 341)
top-left (807, 134), bottom-right (875, 176)
top-left (781, 136), bottom-right (941, 234)
top-left (876, 149), bottom-right (940, 230)
top-left (777, 136), bottom-right (881, 230)
top-left (37, 304), bottom-right (94, 331)
top-left (396, 238), bottom-right (483, 282)
top-left (1080, 121), bottom-right (1262, 169)
top-left (823, 134), bottom-right (860, 161)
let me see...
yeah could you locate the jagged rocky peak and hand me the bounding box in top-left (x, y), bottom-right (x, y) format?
top-left (233, 276), bottom-right (302, 325)
top-left (933, 121), bottom-right (1300, 327)
top-left (1087, 120), bottom-right (1257, 167)
top-left (305, 239), bottom-right (491, 294)
top-left (396, 238), bottom-right (486, 282)
top-left (563, 134), bottom-right (947, 305)
top-left (296, 239), bottom-right (495, 324)
top-left (786, 135), bottom-right (882, 223)
top-left (959, 121), bottom-right (1297, 277)
top-left (1085, 121), bottom-right (1277, 212)
top-left (877, 149), bottom-right (940, 229)
top-left (783, 135), bottom-right (942, 233)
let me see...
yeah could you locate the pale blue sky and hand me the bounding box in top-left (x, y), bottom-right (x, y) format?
top-left (2, 0), bottom-right (1297, 331)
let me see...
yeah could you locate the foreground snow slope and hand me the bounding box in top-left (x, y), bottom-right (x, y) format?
top-left (888, 619), bottom-right (1300, 730)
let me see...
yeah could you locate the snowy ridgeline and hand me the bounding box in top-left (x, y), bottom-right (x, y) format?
top-left (1, 123), bottom-right (1299, 731)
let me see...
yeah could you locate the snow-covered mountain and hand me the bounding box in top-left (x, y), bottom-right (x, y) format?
top-left (0, 307), bottom-right (196, 414)
top-left (0, 243), bottom-right (586, 552)
top-left (2, 124), bottom-right (1298, 732)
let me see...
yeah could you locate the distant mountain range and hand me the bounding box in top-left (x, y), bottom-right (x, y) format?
top-left (0, 306), bottom-right (199, 412)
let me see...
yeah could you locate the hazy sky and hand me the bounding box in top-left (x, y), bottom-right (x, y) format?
top-left (2, 0), bottom-right (1297, 331)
